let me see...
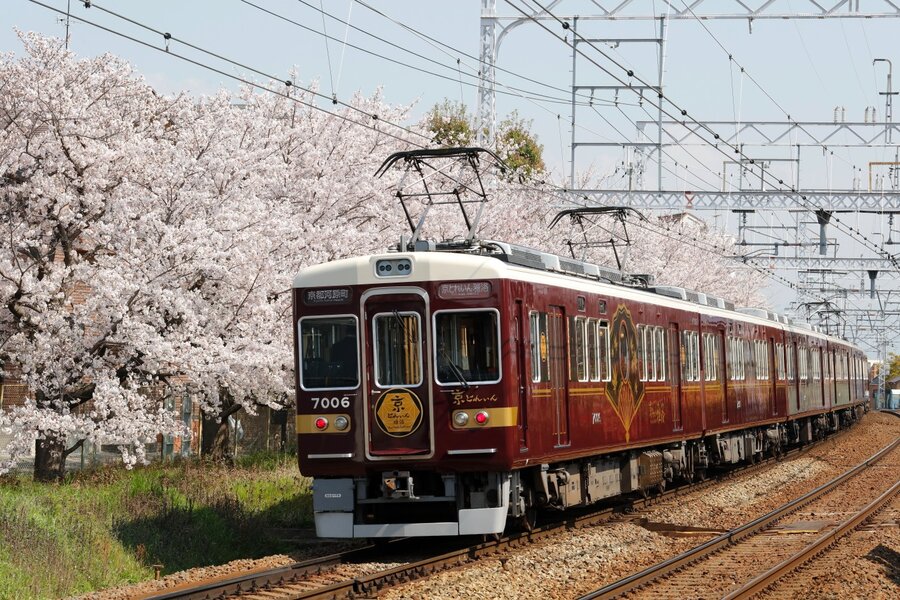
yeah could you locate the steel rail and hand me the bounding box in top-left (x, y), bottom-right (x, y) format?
top-left (578, 436), bottom-right (900, 600)
top-left (137, 419), bottom-right (863, 600)
top-left (723, 478), bottom-right (900, 599)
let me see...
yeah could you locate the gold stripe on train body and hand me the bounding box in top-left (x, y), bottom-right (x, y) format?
top-left (451, 406), bottom-right (518, 429)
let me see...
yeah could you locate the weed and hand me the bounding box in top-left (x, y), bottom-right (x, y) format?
top-left (0, 453), bottom-right (312, 600)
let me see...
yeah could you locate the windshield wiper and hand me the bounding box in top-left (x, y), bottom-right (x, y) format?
top-left (439, 343), bottom-right (470, 389)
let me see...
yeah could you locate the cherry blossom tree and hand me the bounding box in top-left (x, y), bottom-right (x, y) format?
top-left (0, 33), bottom-right (416, 477)
top-left (0, 32), bottom-right (767, 480)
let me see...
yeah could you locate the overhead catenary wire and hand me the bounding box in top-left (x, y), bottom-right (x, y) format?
top-left (240, 0), bottom-right (598, 108)
top-left (345, 0), bottom-right (639, 108)
top-left (26, 0), bottom-right (429, 148)
top-left (506, 0), bottom-right (900, 271)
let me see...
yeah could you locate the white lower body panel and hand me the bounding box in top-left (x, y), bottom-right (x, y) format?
top-left (314, 505), bottom-right (509, 538)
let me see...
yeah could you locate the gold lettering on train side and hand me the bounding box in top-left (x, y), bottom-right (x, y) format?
top-left (539, 332), bottom-right (548, 361)
top-left (374, 389), bottom-right (423, 437)
top-left (648, 398), bottom-right (667, 425)
top-left (450, 391), bottom-right (499, 406)
top-left (605, 304), bottom-right (646, 442)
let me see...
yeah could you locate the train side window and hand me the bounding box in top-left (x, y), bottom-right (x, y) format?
top-left (799, 346), bottom-right (808, 381)
top-left (755, 341), bottom-right (770, 380)
top-left (813, 348), bottom-right (821, 380)
top-left (587, 318), bottom-right (600, 382)
top-left (693, 332), bottom-right (701, 381)
top-left (529, 311), bottom-right (549, 383)
top-left (775, 343), bottom-right (785, 380)
top-left (373, 312), bottom-right (422, 387)
top-left (298, 315), bottom-right (359, 390)
top-left (434, 309), bottom-right (501, 386)
top-left (655, 327), bottom-right (667, 382)
top-left (570, 317), bottom-right (588, 382)
top-left (703, 333), bottom-right (717, 381)
top-left (787, 344), bottom-right (796, 381)
top-left (598, 322), bottom-right (611, 382)
top-left (681, 330), bottom-right (699, 382)
top-left (636, 325), bottom-right (646, 382)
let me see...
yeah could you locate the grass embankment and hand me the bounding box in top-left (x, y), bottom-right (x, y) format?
top-left (0, 453), bottom-right (312, 600)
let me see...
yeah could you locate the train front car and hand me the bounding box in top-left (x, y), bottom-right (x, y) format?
top-left (293, 250), bottom-right (517, 537)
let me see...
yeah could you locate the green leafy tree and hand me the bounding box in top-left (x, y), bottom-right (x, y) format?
top-left (423, 100), bottom-right (474, 147)
top-left (497, 112), bottom-right (545, 180)
top-left (888, 353), bottom-right (900, 381)
top-left (422, 103), bottom-right (545, 180)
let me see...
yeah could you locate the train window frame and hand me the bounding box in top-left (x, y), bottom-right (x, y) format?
top-left (703, 333), bottom-right (718, 382)
top-left (570, 316), bottom-right (588, 382)
top-left (655, 326), bottom-right (667, 382)
top-left (587, 318), bottom-right (601, 382)
top-left (755, 340), bottom-right (770, 381)
top-left (681, 330), bottom-right (700, 382)
top-left (798, 346), bottom-right (808, 381)
top-left (372, 310), bottom-right (423, 388)
top-left (297, 314), bottom-right (360, 392)
top-left (728, 336), bottom-right (746, 381)
top-left (529, 311), bottom-right (550, 383)
top-left (432, 308), bottom-right (502, 387)
top-left (598, 321), bottom-right (611, 382)
top-left (812, 347), bottom-right (821, 381)
top-left (637, 325), bottom-right (647, 382)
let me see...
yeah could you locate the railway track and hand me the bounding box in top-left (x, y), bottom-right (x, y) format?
top-left (577, 435), bottom-right (900, 599)
top-left (136, 427), bottom-right (853, 600)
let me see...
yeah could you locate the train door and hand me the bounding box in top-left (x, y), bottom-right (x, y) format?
top-left (718, 329), bottom-right (728, 424)
top-left (515, 300), bottom-right (528, 451)
top-left (362, 289), bottom-right (433, 458)
top-left (548, 306), bottom-right (570, 447)
top-left (823, 350), bottom-right (833, 409)
top-left (789, 340), bottom-right (799, 412)
top-left (768, 336), bottom-right (777, 416)
top-left (669, 323), bottom-right (683, 430)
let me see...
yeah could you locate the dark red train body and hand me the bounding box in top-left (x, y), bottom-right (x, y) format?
top-left (293, 241), bottom-right (868, 537)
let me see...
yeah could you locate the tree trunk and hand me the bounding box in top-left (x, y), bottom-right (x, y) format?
top-left (201, 399), bottom-right (243, 464)
top-left (34, 435), bottom-right (66, 482)
top-left (200, 411), bottom-right (226, 462)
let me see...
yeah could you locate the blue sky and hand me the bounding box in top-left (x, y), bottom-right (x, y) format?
top-left (6, 1), bottom-right (900, 352)
top-left (6, 0), bottom-right (898, 182)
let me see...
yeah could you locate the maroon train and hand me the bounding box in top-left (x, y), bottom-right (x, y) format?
top-left (292, 239), bottom-right (868, 538)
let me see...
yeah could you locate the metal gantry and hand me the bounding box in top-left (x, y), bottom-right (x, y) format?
top-left (478, 1), bottom-right (900, 358)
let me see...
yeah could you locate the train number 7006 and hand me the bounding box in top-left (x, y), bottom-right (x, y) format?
top-left (311, 396), bottom-right (350, 409)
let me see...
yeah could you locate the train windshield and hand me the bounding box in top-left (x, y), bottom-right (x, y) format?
top-left (298, 316), bottom-right (359, 390)
top-left (373, 312), bottom-right (423, 387)
top-left (434, 309), bottom-right (501, 385)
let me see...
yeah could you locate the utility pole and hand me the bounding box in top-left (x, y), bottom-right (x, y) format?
top-left (874, 59), bottom-right (896, 143)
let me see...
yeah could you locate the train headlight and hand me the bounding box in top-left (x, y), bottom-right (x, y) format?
top-left (474, 411), bottom-right (489, 425)
top-left (314, 417), bottom-right (329, 431)
top-left (453, 411), bottom-right (469, 427)
top-left (334, 415), bottom-right (349, 431)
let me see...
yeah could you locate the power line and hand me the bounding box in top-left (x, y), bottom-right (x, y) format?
top-left (506, 0), bottom-right (900, 271)
top-left (346, 0), bottom-right (638, 109)
top-left (240, 0), bottom-right (596, 108)
top-left (56, 0), bottom-right (431, 146)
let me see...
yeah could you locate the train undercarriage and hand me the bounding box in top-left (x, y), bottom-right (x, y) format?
top-left (312, 404), bottom-right (865, 537)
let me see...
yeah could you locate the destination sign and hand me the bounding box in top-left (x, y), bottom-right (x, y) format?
top-left (438, 281), bottom-right (491, 300)
top-left (303, 287), bottom-right (352, 306)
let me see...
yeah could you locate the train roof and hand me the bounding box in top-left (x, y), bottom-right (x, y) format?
top-left (293, 241), bottom-right (861, 352)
